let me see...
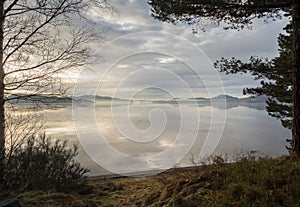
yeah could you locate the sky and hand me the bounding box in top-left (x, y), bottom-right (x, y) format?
top-left (75, 0), bottom-right (290, 99)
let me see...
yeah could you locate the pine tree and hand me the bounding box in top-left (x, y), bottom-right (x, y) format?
top-left (215, 22), bottom-right (293, 149)
top-left (148, 0), bottom-right (300, 155)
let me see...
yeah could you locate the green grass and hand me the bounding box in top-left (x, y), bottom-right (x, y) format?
top-left (1, 156), bottom-right (300, 207)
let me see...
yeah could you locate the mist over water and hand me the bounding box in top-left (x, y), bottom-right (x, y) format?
top-left (42, 100), bottom-right (290, 176)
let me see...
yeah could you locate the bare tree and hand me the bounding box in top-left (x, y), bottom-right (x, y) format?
top-left (0, 0), bottom-right (113, 188)
top-left (4, 108), bottom-right (43, 167)
top-left (3, 109), bottom-right (89, 190)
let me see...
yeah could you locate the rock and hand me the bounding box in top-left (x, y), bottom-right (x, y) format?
top-left (0, 198), bottom-right (22, 207)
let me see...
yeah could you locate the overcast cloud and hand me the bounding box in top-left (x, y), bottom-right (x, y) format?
top-left (77, 0), bottom-right (290, 99)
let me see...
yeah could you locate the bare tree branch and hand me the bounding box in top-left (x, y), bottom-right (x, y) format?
top-left (4, 0), bottom-right (20, 16)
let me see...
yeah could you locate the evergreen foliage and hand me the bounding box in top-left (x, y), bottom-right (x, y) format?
top-left (215, 23), bottom-right (293, 130)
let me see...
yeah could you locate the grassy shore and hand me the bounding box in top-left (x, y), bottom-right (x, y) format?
top-left (1, 156), bottom-right (300, 207)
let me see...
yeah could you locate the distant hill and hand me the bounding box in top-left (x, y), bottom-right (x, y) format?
top-left (212, 94), bottom-right (240, 101)
top-left (6, 94), bottom-right (72, 104)
top-left (158, 95), bottom-right (267, 110)
top-left (6, 94), bottom-right (126, 105)
top-left (6, 94), bottom-right (267, 110)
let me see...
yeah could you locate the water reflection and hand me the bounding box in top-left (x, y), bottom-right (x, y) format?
top-left (41, 102), bottom-right (291, 176)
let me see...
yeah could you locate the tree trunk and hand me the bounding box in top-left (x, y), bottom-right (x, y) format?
top-left (292, 0), bottom-right (300, 156)
top-left (0, 0), bottom-right (5, 188)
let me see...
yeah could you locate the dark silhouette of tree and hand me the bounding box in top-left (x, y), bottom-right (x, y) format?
top-left (0, 0), bottom-right (112, 189)
top-left (148, 0), bottom-right (300, 156)
top-left (215, 22), bottom-right (293, 150)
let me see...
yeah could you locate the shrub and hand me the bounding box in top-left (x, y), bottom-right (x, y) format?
top-left (2, 134), bottom-right (89, 191)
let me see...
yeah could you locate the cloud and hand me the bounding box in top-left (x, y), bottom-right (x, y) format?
top-left (81, 0), bottom-right (289, 98)
top-left (155, 57), bottom-right (177, 64)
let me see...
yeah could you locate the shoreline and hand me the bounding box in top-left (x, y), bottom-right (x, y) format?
top-left (87, 163), bottom-right (223, 181)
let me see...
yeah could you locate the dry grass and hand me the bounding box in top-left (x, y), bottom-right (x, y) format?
top-left (1, 156), bottom-right (300, 207)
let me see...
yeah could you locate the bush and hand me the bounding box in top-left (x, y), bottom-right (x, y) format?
top-left (2, 134), bottom-right (89, 191)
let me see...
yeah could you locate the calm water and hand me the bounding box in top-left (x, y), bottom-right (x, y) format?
top-left (41, 101), bottom-right (291, 176)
